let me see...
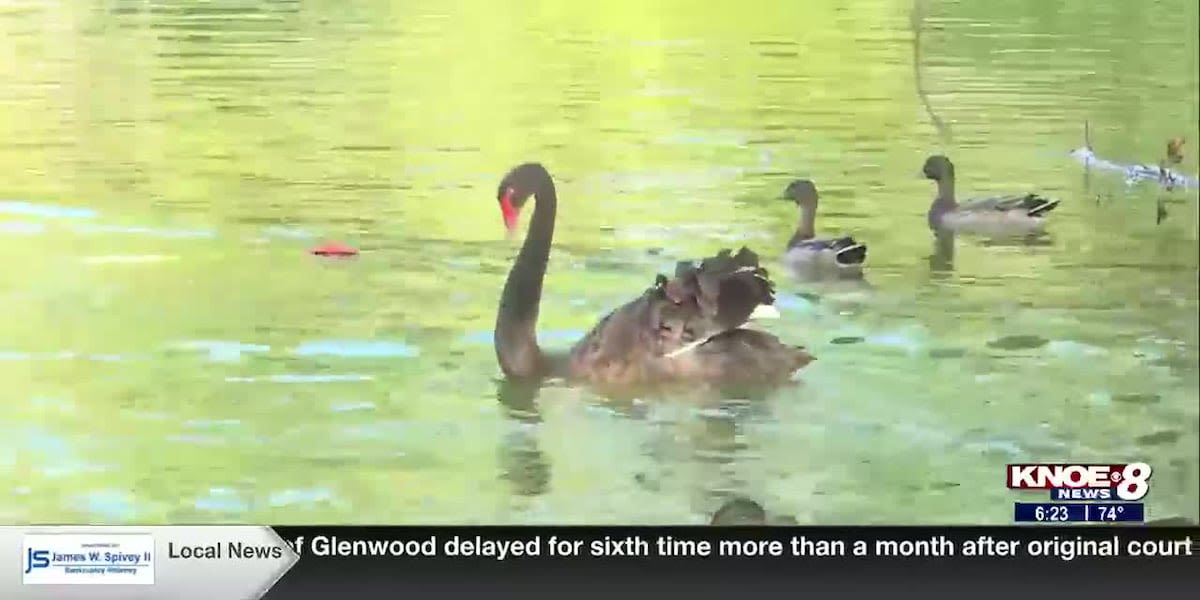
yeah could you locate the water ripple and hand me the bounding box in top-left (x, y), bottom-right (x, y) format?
top-left (0, 221), bottom-right (46, 234)
top-left (0, 350), bottom-right (77, 361)
top-left (70, 223), bottom-right (217, 239)
top-left (0, 200), bottom-right (98, 219)
top-left (194, 487), bottom-right (251, 513)
top-left (261, 225), bottom-right (318, 240)
top-left (268, 488), bottom-right (334, 507)
top-left (171, 340), bottom-right (271, 362)
top-left (75, 490), bottom-right (139, 522)
top-left (331, 401), bottom-right (376, 413)
top-left (225, 374), bottom-right (375, 383)
top-left (458, 329), bottom-right (584, 346)
top-left (292, 339), bottom-right (419, 358)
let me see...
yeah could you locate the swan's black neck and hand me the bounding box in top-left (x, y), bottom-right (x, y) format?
top-left (928, 176), bottom-right (957, 228)
top-left (495, 168), bottom-right (557, 379)
top-left (788, 204), bottom-right (817, 247)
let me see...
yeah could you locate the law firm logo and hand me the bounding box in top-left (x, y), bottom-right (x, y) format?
top-left (22, 533), bottom-right (155, 585)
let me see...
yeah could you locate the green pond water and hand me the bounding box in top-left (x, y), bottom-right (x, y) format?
top-left (2, 0), bottom-right (1198, 525)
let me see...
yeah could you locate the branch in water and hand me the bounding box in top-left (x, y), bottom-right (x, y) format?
top-left (912, 0), bottom-right (951, 142)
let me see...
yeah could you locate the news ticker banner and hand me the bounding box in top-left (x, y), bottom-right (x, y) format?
top-left (4, 525), bottom-right (295, 600)
top-left (6, 525), bottom-right (1198, 598)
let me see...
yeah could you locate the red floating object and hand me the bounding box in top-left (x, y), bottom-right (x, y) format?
top-left (309, 242), bottom-right (359, 257)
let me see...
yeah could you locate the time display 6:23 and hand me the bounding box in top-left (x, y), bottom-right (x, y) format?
top-left (1034, 505), bottom-right (1072, 521)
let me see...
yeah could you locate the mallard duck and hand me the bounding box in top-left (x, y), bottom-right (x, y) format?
top-left (1167, 136), bottom-right (1185, 163)
top-left (780, 179), bottom-right (867, 279)
top-left (710, 497), bottom-right (767, 525)
top-left (1156, 137), bottom-right (1187, 223)
top-left (709, 496), bottom-right (798, 525)
top-left (1159, 137), bottom-right (1186, 187)
top-left (921, 155), bottom-right (1060, 235)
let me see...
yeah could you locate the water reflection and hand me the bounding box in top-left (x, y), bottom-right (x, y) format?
top-left (977, 233), bottom-right (1056, 249)
top-left (929, 229), bottom-right (1058, 278)
top-left (631, 386), bottom-right (785, 522)
top-left (496, 378), bottom-right (550, 498)
top-left (495, 370), bottom-right (792, 520)
top-left (691, 400), bottom-right (756, 517)
top-left (928, 230), bottom-right (956, 276)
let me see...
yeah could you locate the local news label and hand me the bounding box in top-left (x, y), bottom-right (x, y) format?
top-left (22, 532), bottom-right (155, 585)
top-left (1013, 502), bottom-right (1145, 523)
top-left (1006, 463), bottom-right (1152, 501)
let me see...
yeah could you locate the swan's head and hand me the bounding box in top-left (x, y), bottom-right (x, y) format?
top-left (496, 162), bottom-right (548, 234)
top-left (782, 179), bottom-right (818, 208)
top-left (922, 154), bottom-right (954, 181)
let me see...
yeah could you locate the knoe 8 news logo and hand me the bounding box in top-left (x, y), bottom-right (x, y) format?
top-left (1006, 462), bottom-right (1152, 502)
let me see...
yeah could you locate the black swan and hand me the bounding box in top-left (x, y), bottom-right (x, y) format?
top-left (922, 155), bottom-right (1060, 235)
top-left (493, 162), bottom-right (814, 388)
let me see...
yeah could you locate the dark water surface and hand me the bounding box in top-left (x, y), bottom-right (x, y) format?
top-left (2, 0), bottom-right (1198, 524)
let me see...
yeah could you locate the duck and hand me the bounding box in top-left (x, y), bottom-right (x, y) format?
top-left (921, 154), bottom-right (1060, 236)
top-left (492, 162), bottom-right (814, 390)
top-left (1159, 137), bottom-right (1186, 188)
top-left (1166, 136), bottom-right (1185, 163)
top-left (1156, 137), bottom-right (1187, 223)
top-left (710, 497), bottom-right (767, 525)
top-left (708, 496), bottom-right (798, 525)
top-left (780, 179), bottom-right (868, 279)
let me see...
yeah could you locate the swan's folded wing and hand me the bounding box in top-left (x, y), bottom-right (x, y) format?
top-left (567, 292), bottom-right (662, 372)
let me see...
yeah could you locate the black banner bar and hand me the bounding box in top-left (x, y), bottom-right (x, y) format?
top-left (262, 526), bottom-right (1198, 598)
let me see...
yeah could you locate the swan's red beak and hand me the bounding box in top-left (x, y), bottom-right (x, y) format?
top-left (500, 189), bottom-right (520, 235)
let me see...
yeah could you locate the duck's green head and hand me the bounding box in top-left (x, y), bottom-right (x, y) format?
top-left (782, 179), bottom-right (819, 208)
top-left (922, 155), bottom-right (954, 181)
